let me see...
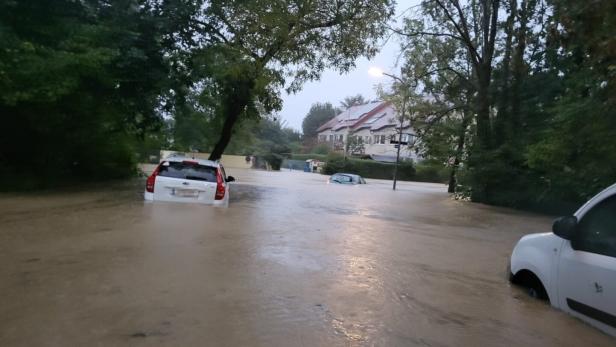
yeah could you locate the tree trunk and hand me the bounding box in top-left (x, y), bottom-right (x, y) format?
top-left (208, 107), bottom-right (242, 161)
top-left (475, 65), bottom-right (492, 150)
top-left (494, 0), bottom-right (516, 144)
top-left (510, 0), bottom-right (531, 133)
top-left (471, 63), bottom-right (494, 203)
top-left (208, 78), bottom-right (254, 161)
top-left (448, 112), bottom-right (470, 193)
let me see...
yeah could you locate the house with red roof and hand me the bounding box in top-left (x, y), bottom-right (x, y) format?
top-left (316, 101), bottom-right (419, 162)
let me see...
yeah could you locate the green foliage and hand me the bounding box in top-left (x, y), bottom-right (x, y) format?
top-left (0, 0), bottom-right (169, 189)
top-left (288, 142), bottom-right (303, 155)
top-left (478, 0), bottom-right (616, 211)
top-left (164, 0), bottom-right (395, 160)
top-left (311, 143), bottom-right (331, 155)
top-left (345, 136), bottom-right (365, 155)
top-left (414, 161), bottom-right (449, 183)
top-left (301, 102), bottom-right (338, 139)
top-left (323, 155), bottom-right (416, 181)
top-left (235, 117), bottom-right (291, 170)
top-left (397, 0), bottom-right (616, 213)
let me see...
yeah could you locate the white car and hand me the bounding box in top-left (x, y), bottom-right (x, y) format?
top-left (510, 183), bottom-right (616, 336)
top-left (329, 173), bottom-right (366, 185)
top-left (144, 156), bottom-right (235, 207)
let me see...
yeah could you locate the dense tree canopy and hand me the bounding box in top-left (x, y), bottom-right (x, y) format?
top-left (0, 0), bottom-right (169, 188)
top-left (4, 0), bottom-right (613, 208)
top-left (396, 0), bottom-right (616, 212)
top-left (161, 0), bottom-right (395, 160)
top-left (0, 0), bottom-right (394, 187)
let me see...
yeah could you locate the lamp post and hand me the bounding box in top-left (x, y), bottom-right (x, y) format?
top-left (368, 67), bottom-right (413, 191)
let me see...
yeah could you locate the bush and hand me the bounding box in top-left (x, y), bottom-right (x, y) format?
top-left (321, 155), bottom-right (449, 183)
top-left (311, 143), bottom-right (331, 155)
top-left (414, 161), bottom-right (449, 183)
top-left (0, 133), bottom-right (138, 191)
top-left (263, 154), bottom-right (284, 170)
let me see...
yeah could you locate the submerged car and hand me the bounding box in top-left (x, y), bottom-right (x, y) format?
top-left (329, 173), bottom-right (366, 185)
top-left (144, 156), bottom-right (235, 207)
top-left (509, 183), bottom-right (616, 337)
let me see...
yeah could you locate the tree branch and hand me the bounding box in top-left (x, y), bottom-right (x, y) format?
top-left (413, 104), bottom-right (465, 139)
top-left (190, 19), bottom-right (230, 44)
top-left (486, 0), bottom-right (500, 63)
top-left (434, 0), bottom-right (482, 65)
top-left (388, 25), bottom-right (464, 41)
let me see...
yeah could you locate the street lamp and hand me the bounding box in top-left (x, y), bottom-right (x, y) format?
top-left (369, 67), bottom-right (413, 191)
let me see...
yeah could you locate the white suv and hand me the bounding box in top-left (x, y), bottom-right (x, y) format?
top-left (144, 156), bottom-right (234, 207)
top-left (510, 183), bottom-right (616, 336)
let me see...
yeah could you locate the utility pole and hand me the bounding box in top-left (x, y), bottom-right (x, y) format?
top-left (392, 87), bottom-right (407, 191)
top-left (368, 67), bottom-right (417, 191)
top-left (382, 72), bottom-right (409, 191)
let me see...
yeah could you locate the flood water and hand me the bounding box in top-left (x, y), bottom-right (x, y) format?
top-left (0, 168), bottom-right (613, 346)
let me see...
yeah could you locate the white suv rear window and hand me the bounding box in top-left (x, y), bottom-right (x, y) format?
top-left (158, 161), bottom-right (217, 182)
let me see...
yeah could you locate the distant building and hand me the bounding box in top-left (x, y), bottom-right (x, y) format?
top-left (316, 101), bottom-right (419, 162)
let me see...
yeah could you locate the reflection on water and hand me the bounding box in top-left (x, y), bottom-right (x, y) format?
top-left (0, 169), bottom-right (613, 346)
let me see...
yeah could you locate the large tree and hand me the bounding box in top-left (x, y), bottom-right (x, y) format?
top-left (397, 0), bottom-right (501, 201)
top-left (398, 31), bottom-right (473, 193)
top-left (0, 0), bottom-right (169, 187)
top-left (395, 0), bottom-right (616, 212)
top-left (525, 0), bottom-right (616, 203)
top-left (402, 0), bottom-right (500, 150)
top-left (162, 0), bottom-right (394, 160)
top-left (301, 102), bottom-right (339, 139)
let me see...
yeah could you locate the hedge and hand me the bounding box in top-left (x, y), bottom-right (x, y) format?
top-left (322, 155), bottom-right (449, 183)
top-left (414, 162), bottom-right (449, 183)
top-left (322, 155), bottom-right (415, 181)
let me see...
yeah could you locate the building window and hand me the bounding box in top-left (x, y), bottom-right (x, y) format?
top-left (329, 135), bottom-right (333, 142)
top-left (365, 136), bottom-right (371, 144)
top-left (380, 135), bottom-right (386, 144)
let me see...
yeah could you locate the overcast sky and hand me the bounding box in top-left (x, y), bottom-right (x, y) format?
top-left (279, 1), bottom-right (419, 131)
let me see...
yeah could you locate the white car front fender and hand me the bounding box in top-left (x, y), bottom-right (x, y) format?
top-left (510, 232), bottom-right (564, 306)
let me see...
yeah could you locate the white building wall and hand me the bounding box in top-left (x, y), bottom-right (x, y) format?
top-left (367, 127), bottom-right (411, 159)
top-left (350, 128), bottom-right (372, 145)
top-left (320, 127), bottom-right (419, 161)
top-left (318, 128), bottom-right (351, 149)
top-left (317, 129), bottom-right (336, 143)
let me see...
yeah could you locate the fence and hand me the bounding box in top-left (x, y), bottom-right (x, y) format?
top-left (159, 151), bottom-right (252, 169)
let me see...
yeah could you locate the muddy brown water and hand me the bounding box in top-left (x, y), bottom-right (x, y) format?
top-left (0, 169), bottom-right (613, 346)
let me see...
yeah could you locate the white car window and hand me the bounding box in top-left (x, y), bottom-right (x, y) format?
top-left (574, 194), bottom-right (616, 258)
top-left (333, 175), bottom-right (352, 183)
top-left (158, 161), bottom-right (217, 182)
